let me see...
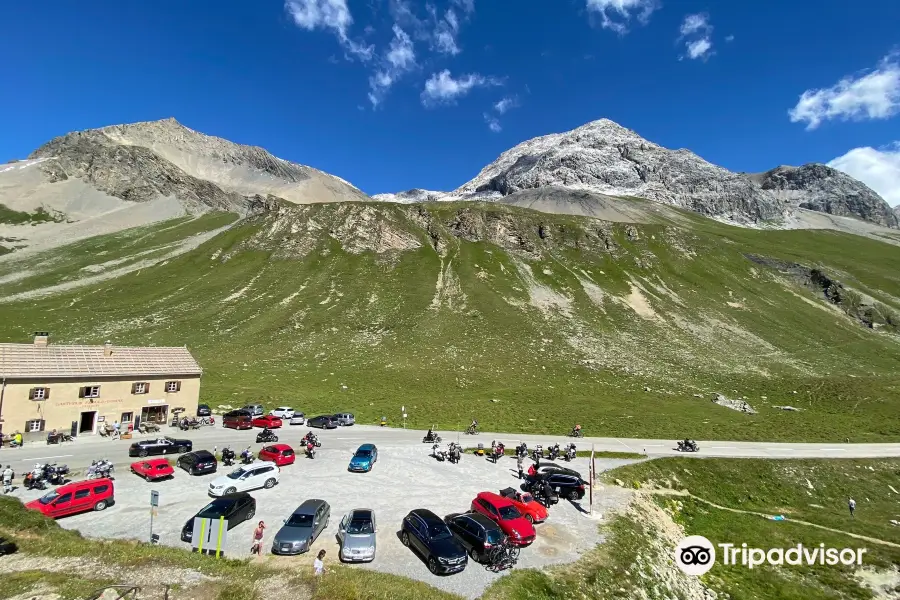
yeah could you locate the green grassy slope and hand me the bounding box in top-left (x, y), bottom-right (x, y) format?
top-left (0, 201), bottom-right (898, 441)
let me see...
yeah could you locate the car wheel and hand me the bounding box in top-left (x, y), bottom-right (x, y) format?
top-left (401, 531), bottom-right (410, 547)
top-left (225, 486), bottom-right (237, 494)
top-left (190, 468), bottom-right (196, 476)
top-left (428, 557), bottom-right (439, 574)
top-left (144, 474), bottom-right (151, 482)
top-left (469, 548), bottom-right (479, 562)
top-left (94, 500), bottom-right (108, 511)
top-left (177, 446), bottom-right (187, 453)
top-left (263, 478), bottom-right (276, 489)
top-left (139, 449), bottom-right (148, 457)
top-left (246, 506), bottom-right (255, 520)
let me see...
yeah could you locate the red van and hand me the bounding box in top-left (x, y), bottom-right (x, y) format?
top-left (25, 478), bottom-right (114, 518)
top-left (222, 409), bottom-right (253, 430)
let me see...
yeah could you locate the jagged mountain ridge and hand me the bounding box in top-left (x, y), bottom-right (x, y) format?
top-left (751, 164), bottom-right (898, 228)
top-left (376, 118), bottom-right (897, 229)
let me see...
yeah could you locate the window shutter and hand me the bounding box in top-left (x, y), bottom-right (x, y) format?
top-left (176, 381), bottom-right (182, 392)
top-left (44, 388), bottom-right (50, 400)
top-left (28, 388), bottom-right (35, 400)
top-left (131, 383), bottom-right (137, 394)
top-left (143, 383), bottom-right (149, 394)
top-left (78, 387), bottom-right (85, 398)
top-left (39, 419), bottom-right (45, 432)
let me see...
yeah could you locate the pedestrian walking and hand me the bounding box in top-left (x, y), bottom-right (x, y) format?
top-left (250, 521), bottom-right (266, 555)
top-left (517, 454), bottom-right (524, 479)
top-left (113, 421), bottom-right (121, 439)
top-left (314, 549), bottom-right (327, 575)
top-left (2, 465), bottom-right (13, 493)
top-left (848, 498), bottom-right (856, 518)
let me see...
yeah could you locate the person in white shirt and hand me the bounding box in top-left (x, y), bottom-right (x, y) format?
top-left (2, 465), bottom-right (13, 493)
top-left (314, 549), bottom-right (326, 575)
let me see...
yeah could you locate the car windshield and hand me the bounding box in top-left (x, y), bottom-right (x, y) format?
top-left (197, 498), bottom-right (236, 517)
top-left (38, 490), bottom-right (59, 505)
top-left (226, 468), bottom-right (247, 480)
top-left (499, 506), bottom-right (523, 520)
top-left (287, 513), bottom-right (313, 527)
top-left (346, 519), bottom-right (374, 534)
top-left (485, 528), bottom-right (504, 543)
top-left (355, 450), bottom-right (372, 458)
top-left (428, 524), bottom-right (452, 540)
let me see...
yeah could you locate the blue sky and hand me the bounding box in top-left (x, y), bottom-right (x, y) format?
top-left (2, 1), bottom-right (899, 203)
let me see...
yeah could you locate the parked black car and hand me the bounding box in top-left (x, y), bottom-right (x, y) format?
top-left (525, 467), bottom-right (586, 500)
top-left (197, 404), bottom-right (212, 417)
top-left (401, 509), bottom-right (467, 575)
top-left (180, 493), bottom-right (256, 543)
top-left (444, 512), bottom-right (506, 563)
top-left (128, 437), bottom-right (192, 457)
top-left (176, 450), bottom-right (218, 476)
top-left (307, 415), bottom-right (338, 429)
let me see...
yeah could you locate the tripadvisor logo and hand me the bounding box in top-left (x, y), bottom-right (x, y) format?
top-left (675, 536), bottom-right (867, 575)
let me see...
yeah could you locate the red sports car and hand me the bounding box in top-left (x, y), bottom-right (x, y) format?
top-left (470, 491), bottom-right (536, 546)
top-left (258, 443), bottom-right (296, 466)
top-left (499, 487), bottom-right (548, 524)
top-left (130, 458), bottom-right (174, 481)
top-left (252, 415), bottom-right (283, 429)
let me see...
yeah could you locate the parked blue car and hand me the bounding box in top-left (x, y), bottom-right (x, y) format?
top-left (348, 444), bottom-right (378, 472)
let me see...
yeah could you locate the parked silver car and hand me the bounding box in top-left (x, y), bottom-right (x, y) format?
top-left (271, 499), bottom-right (330, 555)
top-left (242, 404), bottom-right (264, 417)
top-left (337, 508), bottom-right (376, 562)
top-left (334, 412), bottom-right (355, 426)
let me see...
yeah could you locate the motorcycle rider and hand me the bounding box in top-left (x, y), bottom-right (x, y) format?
top-left (241, 446), bottom-right (253, 463)
top-left (2, 465), bottom-right (13, 493)
top-left (306, 440), bottom-right (315, 458)
top-left (469, 419), bottom-right (478, 434)
top-left (573, 424), bottom-right (582, 437)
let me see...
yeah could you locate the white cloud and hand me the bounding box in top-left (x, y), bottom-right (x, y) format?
top-left (285, 0), bottom-right (373, 60)
top-left (677, 13), bottom-right (714, 61)
top-left (725, 34), bottom-right (734, 42)
top-left (453, 0), bottom-right (475, 14)
top-left (421, 70), bottom-right (499, 106)
top-left (585, 0), bottom-right (659, 34)
top-left (494, 96), bottom-right (518, 114)
top-left (434, 9), bottom-right (462, 55)
top-left (484, 113), bottom-right (502, 133)
top-left (828, 143), bottom-right (900, 206)
top-left (789, 54), bottom-right (900, 130)
top-left (368, 25), bottom-right (417, 107)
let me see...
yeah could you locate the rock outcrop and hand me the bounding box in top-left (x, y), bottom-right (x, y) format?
top-left (753, 164), bottom-right (898, 228)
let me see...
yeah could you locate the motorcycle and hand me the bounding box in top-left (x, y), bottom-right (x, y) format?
top-left (198, 416), bottom-right (215, 427)
top-left (465, 424), bottom-right (478, 435)
top-left (23, 471), bottom-right (46, 491)
top-left (305, 444), bottom-right (316, 459)
top-left (221, 447), bottom-right (236, 467)
top-left (532, 481), bottom-right (559, 507)
top-left (86, 459), bottom-right (114, 480)
top-left (547, 443), bottom-right (560, 461)
top-left (677, 440), bottom-right (699, 453)
top-left (491, 442), bottom-right (506, 463)
top-left (563, 443), bottom-right (577, 462)
top-left (447, 443), bottom-right (461, 464)
top-left (531, 445), bottom-right (544, 462)
top-left (422, 430), bottom-right (442, 444)
top-left (300, 432), bottom-right (321, 447)
top-left (256, 429), bottom-right (279, 444)
top-left (515, 443), bottom-right (528, 458)
top-left (431, 444), bottom-right (447, 462)
top-left (240, 449), bottom-right (255, 464)
top-left (43, 463), bottom-right (70, 486)
top-left (568, 427), bottom-right (585, 438)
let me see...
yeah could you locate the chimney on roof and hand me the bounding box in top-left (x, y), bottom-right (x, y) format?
top-left (33, 332), bottom-right (49, 347)
top-left (104, 341), bottom-right (113, 357)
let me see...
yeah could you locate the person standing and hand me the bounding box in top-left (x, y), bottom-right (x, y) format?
top-left (517, 453), bottom-right (525, 479)
top-left (2, 465), bottom-right (13, 493)
top-left (848, 498), bottom-right (856, 518)
top-left (251, 521), bottom-right (266, 555)
top-left (314, 549), bottom-right (327, 575)
top-left (113, 421), bottom-right (121, 439)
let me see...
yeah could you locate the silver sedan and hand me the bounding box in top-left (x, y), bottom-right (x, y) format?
top-left (337, 508), bottom-right (377, 562)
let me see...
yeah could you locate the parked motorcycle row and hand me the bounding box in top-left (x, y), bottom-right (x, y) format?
top-left (510, 442), bottom-right (578, 462)
top-left (23, 463), bottom-right (71, 490)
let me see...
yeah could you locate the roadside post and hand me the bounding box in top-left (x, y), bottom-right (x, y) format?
top-left (149, 490), bottom-right (159, 543)
top-left (589, 445), bottom-right (594, 516)
top-left (402, 406), bottom-right (407, 429)
top-left (193, 516), bottom-right (228, 557)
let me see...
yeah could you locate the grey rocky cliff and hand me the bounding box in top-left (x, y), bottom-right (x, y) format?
top-left (453, 119), bottom-right (787, 224)
top-left (754, 164), bottom-right (898, 228)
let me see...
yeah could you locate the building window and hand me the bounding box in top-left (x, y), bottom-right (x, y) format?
top-left (79, 386), bottom-right (101, 398)
top-left (165, 381), bottom-right (181, 393)
top-left (29, 387), bottom-right (50, 400)
top-left (131, 382), bottom-right (149, 395)
top-left (121, 412), bottom-right (133, 424)
top-left (26, 419), bottom-right (43, 432)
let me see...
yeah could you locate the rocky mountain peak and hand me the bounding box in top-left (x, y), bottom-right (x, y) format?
top-left (756, 163), bottom-right (897, 228)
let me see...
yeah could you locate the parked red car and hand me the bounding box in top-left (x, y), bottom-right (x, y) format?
top-left (258, 444), bottom-right (296, 466)
top-left (470, 492), bottom-right (535, 546)
top-left (130, 458), bottom-right (175, 481)
top-left (499, 487), bottom-right (548, 524)
top-left (252, 415), bottom-right (283, 429)
top-left (25, 479), bottom-right (114, 518)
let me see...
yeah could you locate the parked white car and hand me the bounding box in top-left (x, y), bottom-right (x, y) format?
top-left (208, 461), bottom-right (280, 497)
top-left (270, 407), bottom-right (295, 419)
top-left (289, 412), bottom-right (306, 426)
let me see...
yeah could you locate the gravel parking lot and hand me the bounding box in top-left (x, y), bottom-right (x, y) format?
top-left (7, 427), bottom-right (636, 598)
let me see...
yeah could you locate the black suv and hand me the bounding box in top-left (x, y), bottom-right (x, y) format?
top-left (444, 512), bottom-right (506, 563)
top-left (401, 509), bottom-right (467, 575)
top-left (526, 467), bottom-right (586, 500)
top-left (197, 404), bottom-right (212, 417)
top-left (176, 450), bottom-right (218, 476)
top-left (181, 493), bottom-right (256, 543)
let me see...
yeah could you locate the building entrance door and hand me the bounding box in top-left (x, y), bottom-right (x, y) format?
top-left (79, 411), bottom-right (97, 434)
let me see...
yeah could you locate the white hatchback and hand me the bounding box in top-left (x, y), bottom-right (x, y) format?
top-left (208, 461), bottom-right (280, 497)
top-left (270, 407), bottom-right (295, 419)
